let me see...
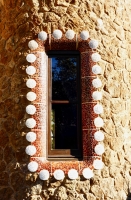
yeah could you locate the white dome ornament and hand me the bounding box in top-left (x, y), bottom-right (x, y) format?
top-left (89, 40), bottom-right (98, 49)
top-left (26, 66), bottom-right (36, 75)
top-left (94, 117), bottom-right (104, 128)
top-left (94, 131), bottom-right (104, 142)
top-left (93, 104), bottom-right (103, 114)
top-left (54, 170), bottom-right (65, 180)
top-left (38, 31), bottom-right (47, 41)
top-left (25, 118), bottom-right (36, 128)
top-left (28, 40), bottom-right (38, 50)
top-left (26, 54), bottom-right (36, 63)
top-left (92, 91), bottom-right (102, 101)
top-left (93, 159), bottom-right (104, 170)
top-left (65, 30), bottom-right (75, 39)
top-left (92, 65), bottom-right (101, 75)
top-left (39, 170), bottom-right (50, 180)
top-left (80, 30), bottom-right (89, 40)
top-left (53, 30), bottom-right (62, 39)
top-left (82, 168), bottom-right (94, 179)
top-left (26, 132), bottom-right (36, 142)
top-left (26, 79), bottom-right (36, 89)
top-left (92, 78), bottom-right (102, 88)
top-left (68, 169), bottom-right (78, 180)
top-left (26, 92), bottom-right (37, 101)
top-left (94, 144), bottom-right (105, 155)
top-left (91, 53), bottom-right (101, 62)
top-left (25, 145), bottom-right (36, 156)
top-left (26, 105), bottom-right (36, 115)
top-left (28, 161), bottom-right (38, 172)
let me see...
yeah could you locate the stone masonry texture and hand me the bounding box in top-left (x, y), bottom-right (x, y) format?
top-left (0, 0), bottom-right (131, 199)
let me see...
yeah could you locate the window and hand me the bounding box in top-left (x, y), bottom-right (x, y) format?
top-left (26, 32), bottom-right (103, 175)
top-left (48, 51), bottom-right (82, 159)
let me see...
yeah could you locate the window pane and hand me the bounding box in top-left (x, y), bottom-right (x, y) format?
top-left (51, 104), bottom-right (78, 149)
top-left (52, 57), bottom-right (77, 101)
top-left (48, 52), bottom-right (81, 156)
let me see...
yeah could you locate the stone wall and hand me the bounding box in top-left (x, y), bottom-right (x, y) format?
top-left (0, 0), bottom-right (131, 199)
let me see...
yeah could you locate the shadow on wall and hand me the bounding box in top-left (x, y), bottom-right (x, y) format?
top-left (126, 189), bottom-right (131, 200)
top-left (127, 196), bottom-right (131, 200)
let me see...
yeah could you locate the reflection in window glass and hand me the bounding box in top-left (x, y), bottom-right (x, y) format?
top-left (51, 109), bottom-right (55, 149)
top-left (52, 57), bottom-right (77, 101)
top-left (50, 57), bottom-right (78, 149)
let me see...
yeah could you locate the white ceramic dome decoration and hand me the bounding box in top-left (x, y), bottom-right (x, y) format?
top-left (28, 40), bottom-right (38, 50)
top-left (94, 131), bottom-right (104, 142)
top-left (28, 161), bottom-right (38, 172)
top-left (65, 30), bottom-right (75, 39)
top-left (93, 159), bottom-right (104, 170)
top-left (92, 91), bottom-right (102, 101)
top-left (26, 92), bottom-right (37, 101)
top-left (26, 105), bottom-right (36, 115)
top-left (25, 145), bottom-right (36, 156)
top-left (52, 30), bottom-right (62, 39)
top-left (89, 39), bottom-right (98, 49)
top-left (38, 31), bottom-right (47, 41)
top-left (26, 66), bottom-right (36, 75)
top-left (25, 30), bottom-right (105, 176)
top-left (93, 104), bottom-right (103, 114)
top-left (94, 144), bottom-right (105, 155)
top-left (94, 117), bottom-right (104, 128)
top-left (25, 118), bottom-right (36, 128)
top-left (82, 168), bottom-right (94, 179)
top-left (68, 169), bottom-right (78, 180)
top-left (92, 65), bottom-right (101, 74)
top-left (91, 53), bottom-right (101, 62)
top-left (26, 132), bottom-right (36, 142)
top-left (92, 78), bottom-right (102, 88)
top-left (54, 169), bottom-right (65, 180)
top-left (80, 30), bottom-right (89, 40)
top-left (26, 54), bottom-right (36, 63)
top-left (39, 170), bottom-right (50, 180)
top-left (26, 79), bottom-right (36, 89)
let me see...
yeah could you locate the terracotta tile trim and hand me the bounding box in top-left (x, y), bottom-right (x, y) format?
top-left (25, 32), bottom-right (104, 178)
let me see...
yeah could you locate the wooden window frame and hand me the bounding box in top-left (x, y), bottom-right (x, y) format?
top-left (47, 50), bottom-right (82, 159)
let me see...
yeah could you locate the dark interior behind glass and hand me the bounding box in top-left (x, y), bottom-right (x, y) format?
top-left (48, 51), bottom-right (82, 158)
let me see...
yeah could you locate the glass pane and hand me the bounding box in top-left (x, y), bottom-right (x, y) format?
top-left (52, 57), bottom-right (77, 101)
top-left (51, 104), bottom-right (78, 149)
top-left (51, 109), bottom-right (55, 149)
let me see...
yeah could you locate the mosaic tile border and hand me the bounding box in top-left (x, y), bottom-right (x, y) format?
top-left (24, 30), bottom-right (104, 180)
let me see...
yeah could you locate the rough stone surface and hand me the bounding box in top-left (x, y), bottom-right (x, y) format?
top-left (0, 0), bottom-right (131, 199)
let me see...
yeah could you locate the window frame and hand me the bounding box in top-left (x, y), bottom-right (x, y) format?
top-left (47, 50), bottom-right (82, 159)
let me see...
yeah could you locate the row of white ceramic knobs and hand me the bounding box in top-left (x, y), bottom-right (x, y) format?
top-left (24, 31), bottom-right (104, 179)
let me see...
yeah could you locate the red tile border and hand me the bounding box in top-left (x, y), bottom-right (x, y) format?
top-left (51, 161), bottom-right (79, 174)
top-left (30, 157), bottom-right (51, 172)
top-left (27, 34), bottom-right (103, 174)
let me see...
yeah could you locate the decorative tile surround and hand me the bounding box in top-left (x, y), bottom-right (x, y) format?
top-left (25, 30), bottom-right (104, 180)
